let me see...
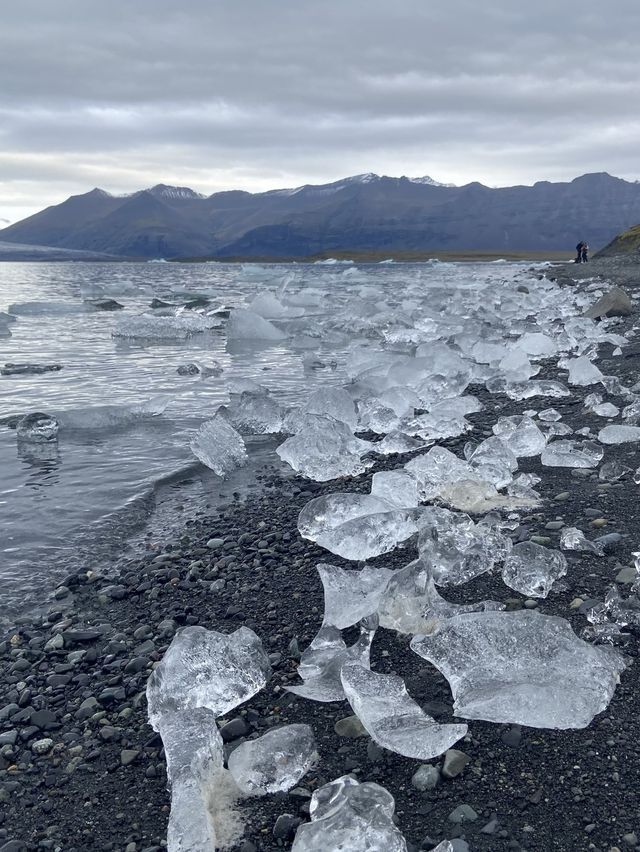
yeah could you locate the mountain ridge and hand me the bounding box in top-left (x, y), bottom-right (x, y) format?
top-left (2, 172), bottom-right (639, 259)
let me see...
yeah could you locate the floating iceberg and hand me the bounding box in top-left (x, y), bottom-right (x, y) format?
top-left (15, 412), bottom-right (59, 443)
top-left (222, 390), bottom-right (286, 435)
top-left (55, 397), bottom-right (170, 430)
top-left (190, 415), bottom-right (247, 477)
top-left (317, 563), bottom-right (393, 629)
top-left (411, 611), bottom-right (625, 729)
top-left (341, 663), bottom-right (467, 759)
top-left (291, 775), bottom-right (408, 852)
top-left (146, 626), bottom-right (271, 728)
top-left (501, 541), bottom-right (568, 598)
top-left (228, 724), bottom-right (318, 795)
top-left (226, 308), bottom-right (286, 341)
top-left (113, 313), bottom-right (215, 339)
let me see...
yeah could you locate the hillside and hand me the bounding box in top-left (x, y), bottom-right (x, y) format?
top-left (2, 172), bottom-right (640, 259)
top-left (596, 223), bottom-right (640, 258)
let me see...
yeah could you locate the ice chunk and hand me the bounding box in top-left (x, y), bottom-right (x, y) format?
top-left (438, 479), bottom-right (539, 513)
top-left (417, 508), bottom-right (512, 586)
top-left (410, 611), bottom-right (625, 729)
top-left (538, 408), bottom-right (562, 422)
top-left (298, 493), bottom-right (391, 541)
top-left (405, 446), bottom-right (482, 500)
top-left (371, 470), bottom-right (419, 508)
top-left (304, 387), bottom-right (358, 431)
top-left (176, 360), bottom-right (223, 377)
top-left (357, 397), bottom-right (402, 434)
top-left (466, 436), bottom-right (518, 488)
top-left (227, 308), bottom-right (286, 341)
top-left (513, 332), bottom-right (557, 357)
top-left (341, 663), bottom-right (467, 759)
top-left (55, 397), bottom-right (170, 430)
top-left (113, 313), bottom-right (214, 339)
top-left (378, 557), bottom-right (504, 634)
top-left (316, 510), bottom-right (419, 561)
top-left (317, 563), bottom-right (393, 629)
top-left (249, 291), bottom-right (304, 319)
top-left (501, 541), bottom-right (567, 598)
top-left (146, 626), bottom-right (271, 728)
top-left (222, 391), bottom-right (285, 434)
top-left (541, 440), bottom-right (603, 468)
top-left (288, 616), bottom-right (378, 702)
top-left (492, 415), bottom-right (547, 457)
top-left (566, 356), bottom-right (604, 386)
top-left (598, 425), bottom-right (640, 444)
top-left (599, 460), bottom-right (631, 482)
top-left (190, 415), bottom-right (247, 476)
top-left (560, 526), bottom-right (604, 556)
top-left (277, 417), bottom-right (373, 481)
top-left (15, 412), bottom-right (59, 443)
top-left (228, 724), bottom-right (318, 795)
top-left (375, 431), bottom-right (428, 455)
top-left (291, 775), bottom-right (408, 852)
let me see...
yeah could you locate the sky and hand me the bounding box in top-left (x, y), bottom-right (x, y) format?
top-left (1, 0), bottom-right (640, 224)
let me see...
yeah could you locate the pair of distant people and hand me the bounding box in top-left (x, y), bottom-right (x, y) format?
top-left (575, 241), bottom-right (589, 263)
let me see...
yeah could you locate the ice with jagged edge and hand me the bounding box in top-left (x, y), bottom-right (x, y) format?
top-left (417, 508), bottom-right (513, 586)
top-left (287, 616), bottom-right (378, 702)
top-left (341, 663), bottom-right (467, 759)
top-left (405, 446), bottom-right (486, 500)
top-left (221, 390), bottom-right (286, 434)
top-left (291, 774), bottom-right (408, 852)
top-left (277, 416), bottom-right (374, 481)
top-left (228, 724), bottom-right (318, 795)
top-left (146, 626), bottom-right (271, 728)
top-left (465, 435), bottom-right (518, 488)
top-left (304, 387), bottom-right (358, 431)
top-left (113, 312), bottom-right (216, 339)
top-left (541, 439), bottom-right (604, 468)
top-left (410, 611), bottom-right (625, 729)
top-left (501, 541), bottom-right (568, 598)
top-left (488, 379), bottom-right (571, 400)
top-left (492, 415), bottom-right (547, 457)
top-left (55, 396), bottom-right (170, 430)
top-left (299, 493), bottom-right (392, 541)
top-left (378, 557), bottom-right (504, 634)
top-left (565, 355), bottom-right (605, 386)
top-left (560, 526), bottom-right (604, 556)
top-left (190, 414), bottom-right (247, 476)
top-left (317, 563), bottom-right (393, 629)
top-left (227, 308), bottom-right (287, 341)
top-left (375, 431), bottom-right (430, 455)
top-left (370, 470), bottom-right (420, 508)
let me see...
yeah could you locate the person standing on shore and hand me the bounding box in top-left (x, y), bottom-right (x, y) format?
top-left (581, 242), bottom-right (589, 263)
top-left (575, 241), bottom-right (585, 262)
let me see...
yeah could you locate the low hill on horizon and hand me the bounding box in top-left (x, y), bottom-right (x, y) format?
top-left (2, 172), bottom-right (640, 260)
top-left (596, 223), bottom-right (640, 258)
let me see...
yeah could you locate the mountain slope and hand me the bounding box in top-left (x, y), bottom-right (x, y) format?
top-left (596, 223), bottom-right (640, 258)
top-left (2, 173), bottom-right (640, 259)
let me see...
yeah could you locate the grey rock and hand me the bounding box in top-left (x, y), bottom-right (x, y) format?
top-left (75, 696), bottom-right (99, 720)
top-left (30, 709), bottom-right (57, 729)
top-left (448, 803), bottom-right (478, 823)
top-left (207, 538), bottom-right (225, 549)
top-left (442, 748), bottom-right (471, 779)
top-left (31, 738), bottom-right (54, 755)
top-left (334, 715), bottom-right (367, 738)
top-left (219, 717), bottom-right (249, 742)
top-left (411, 764), bottom-right (441, 791)
top-left (120, 749), bottom-right (139, 766)
top-left (272, 813), bottom-right (299, 840)
top-left (584, 287), bottom-right (633, 319)
top-left (0, 842), bottom-right (28, 852)
top-left (616, 565), bottom-right (638, 584)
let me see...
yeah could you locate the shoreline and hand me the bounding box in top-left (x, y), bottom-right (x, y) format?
top-left (3, 258), bottom-right (640, 851)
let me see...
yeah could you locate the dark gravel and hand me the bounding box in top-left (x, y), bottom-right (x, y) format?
top-left (2, 257), bottom-right (640, 852)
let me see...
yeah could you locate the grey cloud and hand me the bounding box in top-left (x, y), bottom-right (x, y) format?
top-left (1, 0), bottom-right (640, 219)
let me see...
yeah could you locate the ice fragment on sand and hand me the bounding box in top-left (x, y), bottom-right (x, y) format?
top-left (566, 356), bottom-right (604, 386)
top-left (317, 563), bottom-right (393, 629)
top-left (291, 774), bottom-right (408, 852)
top-left (304, 387), bottom-right (358, 431)
top-left (16, 412), bottom-right (59, 443)
top-left (316, 510), bottom-right (418, 561)
top-left (190, 415), bottom-right (247, 476)
top-left (465, 436), bottom-right (518, 488)
top-left (405, 446), bottom-right (482, 500)
top-left (560, 527), bottom-right (604, 556)
top-left (146, 626), bottom-right (271, 728)
top-left (538, 408), bottom-right (562, 422)
top-left (277, 417), bottom-right (373, 481)
top-left (228, 724), bottom-right (318, 795)
top-left (410, 611), bottom-right (625, 729)
top-left (501, 541), bottom-right (567, 598)
top-left (598, 425), bottom-right (640, 444)
top-left (438, 479), bottom-right (539, 513)
top-left (375, 431), bottom-right (428, 455)
top-left (378, 558), bottom-right (503, 635)
top-left (492, 415), bottom-right (547, 457)
top-left (371, 470), bottom-right (419, 508)
top-left (341, 663), bottom-right (467, 759)
top-left (599, 460), bottom-right (631, 482)
top-left (227, 308), bottom-right (286, 341)
top-left (223, 390), bottom-right (285, 434)
top-left (541, 440), bottom-right (603, 468)
top-left (298, 493), bottom-right (391, 541)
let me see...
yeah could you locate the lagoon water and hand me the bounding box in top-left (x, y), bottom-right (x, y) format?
top-left (0, 259), bottom-right (539, 617)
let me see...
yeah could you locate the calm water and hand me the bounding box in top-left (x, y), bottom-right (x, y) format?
top-left (0, 259), bottom-right (538, 617)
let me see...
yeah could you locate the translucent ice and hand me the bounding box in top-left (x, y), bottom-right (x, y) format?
top-left (357, 397), bottom-right (402, 434)
top-left (410, 611), bottom-right (625, 729)
top-left (288, 616), bottom-right (378, 702)
top-left (501, 541), bottom-right (568, 598)
top-left (298, 493), bottom-right (392, 542)
top-left (15, 412), bottom-right (59, 443)
top-left (146, 626), bottom-right (271, 728)
top-left (405, 446), bottom-right (483, 500)
top-left (560, 527), bottom-right (604, 556)
top-left (227, 308), bottom-right (286, 341)
top-left (341, 663), bottom-right (467, 759)
top-left (190, 415), bottom-right (247, 477)
top-left (223, 391), bottom-right (286, 434)
top-left (598, 425), bottom-right (640, 444)
top-left (277, 417), bottom-right (373, 481)
top-left (228, 724), bottom-right (318, 795)
top-left (466, 436), bottom-right (518, 488)
top-left (304, 387), bottom-right (358, 431)
top-left (418, 508), bottom-right (512, 586)
top-left (291, 775), bottom-right (408, 852)
top-left (317, 563), bottom-right (393, 629)
top-left (378, 557), bottom-right (504, 635)
top-left (113, 313), bottom-right (214, 339)
top-left (492, 415), bottom-right (547, 457)
top-left (375, 431), bottom-right (428, 455)
top-left (541, 440), bottom-right (603, 468)
top-left (316, 510), bottom-right (419, 561)
top-left (566, 356), bottom-right (604, 386)
top-left (371, 470), bottom-right (419, 508)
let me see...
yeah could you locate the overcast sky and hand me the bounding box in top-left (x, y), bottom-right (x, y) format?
top-left (1, 0), bottom-right (640, 223)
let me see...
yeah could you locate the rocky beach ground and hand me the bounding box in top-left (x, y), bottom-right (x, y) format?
top-left (2, 256), bottom-right (640, 852)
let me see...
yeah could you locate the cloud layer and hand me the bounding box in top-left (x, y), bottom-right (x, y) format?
top-left (2, 0), bottom-right (640, 221)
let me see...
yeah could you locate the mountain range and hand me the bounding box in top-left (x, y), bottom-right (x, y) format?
top-left (1, 172), bottom-right (639, 259)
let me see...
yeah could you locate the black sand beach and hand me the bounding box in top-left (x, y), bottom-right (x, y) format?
top-left (2, 257), bottom-right (640, 852)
